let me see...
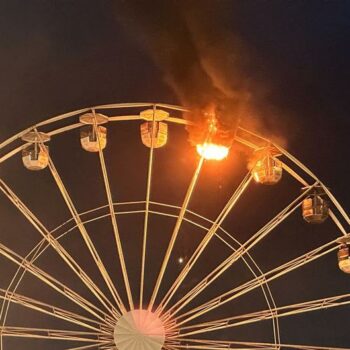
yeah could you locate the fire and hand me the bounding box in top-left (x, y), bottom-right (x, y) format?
top-left (196, 142), bottom-right (229, 161)
top-left (193, 106), bottom-right (233, 161)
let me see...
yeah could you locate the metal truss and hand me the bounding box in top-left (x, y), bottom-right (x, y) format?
top-left (0, 103), bottom-right (348, 350)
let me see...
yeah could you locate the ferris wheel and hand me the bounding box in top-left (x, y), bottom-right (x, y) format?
top-left (0, 102), bottom-right (349, 350)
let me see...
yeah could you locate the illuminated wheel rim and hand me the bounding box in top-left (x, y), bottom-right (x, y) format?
top-left (0, 102), bottom-right (348, 350)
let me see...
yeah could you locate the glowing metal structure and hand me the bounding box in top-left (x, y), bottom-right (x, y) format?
top-left (0, 103), bottom-right (349, 350)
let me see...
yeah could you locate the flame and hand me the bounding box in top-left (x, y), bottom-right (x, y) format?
top-left (196, 142), bottom-right (229, 160)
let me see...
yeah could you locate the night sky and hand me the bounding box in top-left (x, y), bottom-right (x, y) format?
top-left (0, 1), bottom-right (349, 349)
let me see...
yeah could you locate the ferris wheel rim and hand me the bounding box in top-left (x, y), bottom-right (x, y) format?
top-left (0, 102), bottom-right (349, 350)
top-left (0, 102), bottom-right (348, 232)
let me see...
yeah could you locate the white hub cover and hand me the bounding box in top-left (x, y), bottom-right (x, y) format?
top-left (114, 309), bottom-right (165, 350)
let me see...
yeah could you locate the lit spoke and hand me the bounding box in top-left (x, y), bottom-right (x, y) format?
top-left (0, 178), bottom-right (120, 318)
top-left (33, 131), bottom-right (126, 314)
top-left (157, 172), bottom-right (253, 314)
top-left (0, 237), bottom-right (47, 325)
top-left (164, 345), bottom-right (181, 350)
top-left (164, 186), bottom-right (316, 320)
top-left (140, 107), bottom-right (156, 308)
top-left (1, 105), bottom-right (348, 350)
top-left (329, 209), bottom-right (348, 236)
top-left (66, 342), bottom-right (114, 350)
top-left (0, 288), bottom-right (105, 332)
top-left (0, 241), bottom-right (112, 326)
top-left (149, 156), bottom-right (205, 310)
top-left (174, 338), bottom-right (350, 350)
top-left (92, 115), bottom-right (133, 310)
top-left (171, 235), bottom-right (343, 328)
top-left (0, 326), bottom-right (106, 343)
top-left (174, 292), bottom-right (350, 338)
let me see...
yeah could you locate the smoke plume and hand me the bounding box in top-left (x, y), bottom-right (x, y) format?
top-left (115, 1), bottom-right (282, 147)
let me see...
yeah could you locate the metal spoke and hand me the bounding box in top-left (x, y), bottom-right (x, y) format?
top-left (33, 131), bottom-right (126, 314)
top-left (0, 104), bottom-right (348, 350)
top-left (163, 185), bottom-right (316, 320)
top-left (164, 345), bottom-right (180, 350)
top-left (148, 155), bottom-right (205, 310)
top-left (209, 228), bottom-right (280, 346)
top-left (139, 199), bottom-right (280, 344)
top-left (0, 238), bottom-right (47, 326)
top-left (157, 172), bottom-right (253, 314)
top-left (173, 338), bottom-right (350, 350)
top-left (0, 178), bottom-right (120, 318)
top-left (171, 235), bottom-right (344, 328)
top-left (0, 241), bottom-right (112, 326)
top-left (140, 106), bottom-right (156, 308)
top-left (92, 114), bottom-right (133, 311)
top-left (174, 292), bottom-right (350, 338)
top-left (329, 209), bottom-right (348, 236)
top-left (0, 288), bottom-right (105, 332)
top-left (0, 326), bottom-right (107, 343)
top-left (66, 343), bottom-right (114, 350)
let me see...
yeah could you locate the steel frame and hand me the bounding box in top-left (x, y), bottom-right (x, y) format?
top-left (0, 102), bottom-right (348, 350)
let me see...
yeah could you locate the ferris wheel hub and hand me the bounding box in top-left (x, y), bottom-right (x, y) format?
top-left (114, 309), bottom-right (165, 350)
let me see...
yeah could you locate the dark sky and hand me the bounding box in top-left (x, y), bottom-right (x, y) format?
top-left (0, 1), bottom-right (349, 199)
top-left (0, 1), bottom-right (349, 349)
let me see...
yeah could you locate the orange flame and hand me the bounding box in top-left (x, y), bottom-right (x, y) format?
top-left (196, 142), bottom-right (229, 161)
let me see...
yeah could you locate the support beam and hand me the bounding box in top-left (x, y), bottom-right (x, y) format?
top-left (171, 234), bottom-right (344, 328)
top-left (174, 338), bottom-right (350, 350)
top-left (140, 107), bottom-right (156, 308)
top-left (149, 156), bottom-right (205, 310)
top-left (0, 288), bottom-right (105, 332)
top-left (174, 292), bottom-right (350, 338)
top-left (93, 116), bottom-right (133, 311)
top-left (66, 343), bottom-right (114, 350)
top-left (34, 132), bottom-right (126, 313)
top-left (164, 186), bottom-right (315, 320)
top-left (0, 241), bottom-right (111, 326)
top-left (157, 173), bottom-right (253, 314)
top-left (0, 178), bottom-right (121, 317)
top-left (0, 326), bottom-right (106, 343)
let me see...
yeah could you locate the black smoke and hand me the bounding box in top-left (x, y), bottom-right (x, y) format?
top-left (115, 1), bottom-right (272, 146)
